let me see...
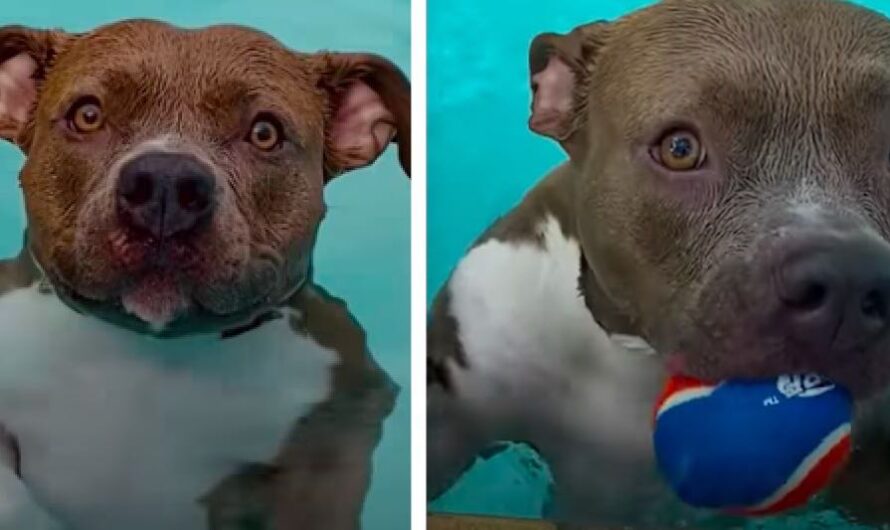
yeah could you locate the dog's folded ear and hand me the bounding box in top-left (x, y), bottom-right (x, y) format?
top-left (529, 21), bottom-right (610, 159)
top-left (318, 53), bottom-right (410, 180)
top-left (0, 26), bottom-right (75, 152)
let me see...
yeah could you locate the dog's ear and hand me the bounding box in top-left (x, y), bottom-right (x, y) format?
top-left (529, 21), bottom-right (610, 159)
top-left (318, 53), bottom-right (410, 180)
top-left (0, 26), bottom-right (75, 151)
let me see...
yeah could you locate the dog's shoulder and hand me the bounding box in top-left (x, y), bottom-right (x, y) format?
top-left (427, 163), bottom-right (665, 453)
top-left (474, 162), bottom-right (579, 247)
top-left (428, 163), bottom-right (590, 389)
top-left (287, 285), bottom-right (368, 364)
top-left (285, 283), bottom-right (397, 407)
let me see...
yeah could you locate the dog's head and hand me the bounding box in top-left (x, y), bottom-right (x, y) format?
top-left (529, 0), bottom-right (890, 397)
top-left (0, 20), bottom-right (409, 335)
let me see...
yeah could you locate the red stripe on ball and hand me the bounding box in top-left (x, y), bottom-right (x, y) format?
top-left (652, 375), bottom-right (715, 424)
top-left (737, 432), bottom-right (852, 516)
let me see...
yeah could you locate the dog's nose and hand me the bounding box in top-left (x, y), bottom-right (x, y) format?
top-left (117, 152), bottom-right (216, 239)
top-left (774, 232), bottom-right (890, 350)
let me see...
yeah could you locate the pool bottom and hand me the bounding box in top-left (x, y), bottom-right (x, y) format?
top-left (429, 444), bottom-right (882, 529)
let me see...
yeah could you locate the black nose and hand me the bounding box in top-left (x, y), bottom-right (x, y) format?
top-left (117, 152), bottom-right (215, 239)
top-left (775, 233), bottom-right (890, 349)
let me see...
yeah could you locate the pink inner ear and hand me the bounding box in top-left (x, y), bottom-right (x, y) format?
top-left (0, 53), bottom-right (38, 134)
top-left (529, 56), bottom-right (575, 139)
top-left (330, 80), bottom-right (396, 171)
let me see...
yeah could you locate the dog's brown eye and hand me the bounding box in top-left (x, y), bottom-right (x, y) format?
top-left (655, 130), bottom-right (704, 171)
top-left (248, 115), bottom-right (283, 151)
top-left (68, 98), bottom-right (104, 133)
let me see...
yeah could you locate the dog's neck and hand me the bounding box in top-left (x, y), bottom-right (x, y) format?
top-left (578, 254), bottom-right (640, 338)
top-left (21, 240), bottom-right (309, 341)
top-left (518, 162), bottom-right (642, 339)
top-left (539, 165), bottom-right (640, 338)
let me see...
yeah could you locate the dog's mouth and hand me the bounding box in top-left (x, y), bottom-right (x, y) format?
top-left (119, 271), bottom-right (191, 331)
top-left (44, 196), bottom-right (317, 336)
top-left (52, 270), bottom-right (288, 338)
top-left (107, 226), bottom-right (204, 275)
top-left (46, 228), bottom-right (287, 336)
top-left (105, 228), bottom-right (203, 328)
top-left (658, 341), bottom-right (886, 400)
top-left (661, 350), bottom-right (780, 383)
top-left (640, 258), bottom-right (890, 399)
top-left (663, 353), bottom-right (690, 376)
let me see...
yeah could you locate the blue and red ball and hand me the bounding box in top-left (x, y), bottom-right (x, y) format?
top-left (652, 373), bottom-right (853, 515)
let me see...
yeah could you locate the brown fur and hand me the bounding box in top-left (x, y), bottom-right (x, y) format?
top-left (202, 284), bottom-right (397, 530)
top-left (0, 19), bottom-right (407, 529)
top-left (0, 20), bottom-right (409, 334)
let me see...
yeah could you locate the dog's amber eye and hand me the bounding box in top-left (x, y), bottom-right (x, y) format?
top-left (248, 115), bottom-right (283, 151)
top-left (67, 98), bottom-right (104, 133)
top-left (656, 130), bottom-right (704, 171)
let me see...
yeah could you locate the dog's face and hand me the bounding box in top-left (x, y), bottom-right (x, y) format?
top-left (0, 20), bottom-right (409, 335)
top-left (530, 0), bottom-right (890, 397)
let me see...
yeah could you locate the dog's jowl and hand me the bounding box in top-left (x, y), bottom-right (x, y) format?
top-left (428, 0), bottom-right (890, 528)
top-left (0, 15), bottom-right (410, 530)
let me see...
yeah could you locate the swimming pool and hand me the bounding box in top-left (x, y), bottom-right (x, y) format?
top-left (427, 0), bottom-right (890, 528)
top-left (0, 1), bottom-right (410, 529)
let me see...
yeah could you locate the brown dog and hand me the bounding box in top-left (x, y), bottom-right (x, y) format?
top-left (0, 19), bottom-right (408, 530)
top-left (429, 0), bottom-right (890, 527)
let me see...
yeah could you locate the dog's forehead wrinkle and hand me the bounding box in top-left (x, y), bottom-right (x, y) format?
top-left (35, 21), bottom-right (328, 161)
top-left (83, 19), bottom-right (287, 57)
top-left (616, 61), bottom-right (890, 142)
top-left (57, 24), bottom-right (309, 112)
top-left (594, 0), bottom-right (890, 143)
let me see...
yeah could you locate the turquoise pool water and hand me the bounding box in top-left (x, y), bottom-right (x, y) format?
top-left (0, 2), bottom-right (409, 529)
top-left (427, 0), bottom-right (890, 527)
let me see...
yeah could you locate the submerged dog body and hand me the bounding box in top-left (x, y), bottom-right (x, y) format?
top-left (0, 17), bottom-right (409, 530)
top-left (430, 0), bottom-right (890, 526)
top-left (429, 167), bottom-right (681, 525)
top-left (0, 257), bottom-right (395, 530)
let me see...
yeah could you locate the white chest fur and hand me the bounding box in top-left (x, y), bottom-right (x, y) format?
top-left (444, 215), bottom-right (676, 521)
top-left (0, 285), bottom-right (337, 530)
top-left (447, 215), bottom-right (664, 451)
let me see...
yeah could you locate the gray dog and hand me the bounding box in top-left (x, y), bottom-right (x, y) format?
top-left (429, 0), bottom-right (890, 527)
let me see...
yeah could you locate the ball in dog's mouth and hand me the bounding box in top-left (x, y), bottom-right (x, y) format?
top-left (664, 351), bottom-right (794, 386)
top-left (120, 271), bottom-right (191, 331)
top-left (652, 373), bottom-right (853, 515)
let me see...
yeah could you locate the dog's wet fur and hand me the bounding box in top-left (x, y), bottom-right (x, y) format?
top-left (0, 19), bottom-right (409, 335)
top-left (0, 18), bottom-right (409, 530)
top-left (430, 0), bottom-right (890, 526)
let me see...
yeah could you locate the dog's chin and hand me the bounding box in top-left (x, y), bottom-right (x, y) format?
top-left (50, 233), bottom-right (305, 336)
top-left (120, 272), bottom-right (192, 332)
top-left (663, 351), bottom-right (775, 382)
top-left (662, 344), bottom-right (889, 400)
